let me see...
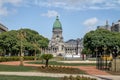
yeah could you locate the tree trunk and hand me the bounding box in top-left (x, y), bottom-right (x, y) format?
top-left (34, 49), bottom-right (36, 61)
top-left (45, 59), bottom-right (49, 67)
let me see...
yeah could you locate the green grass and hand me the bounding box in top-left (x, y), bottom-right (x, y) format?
top-left (0, 75), bottom-right (59, 80)
top-left (0, 65), bottom-right (37, 72)
top-left (0, 64), bottom-right (86, 74)
top-left (27, 61), bottom-right (96, 66)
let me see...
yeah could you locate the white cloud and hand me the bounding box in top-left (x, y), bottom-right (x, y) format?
top-left (0, 0), bottom-right (23, 6)
top-left (41, 10), bottom-right (59, 18)
top-left (83, 17), bottom-right (98, 27)
top-left (0, 0), bottom-right (23, 16)
top-left (83, 17), bottom-right (98, 32)
top-left (0, 7), bottom-right (8, 16)
top-left (34, 0), bottom-right (120, 10)
top-left (1, 0), bottom-right (120, 16)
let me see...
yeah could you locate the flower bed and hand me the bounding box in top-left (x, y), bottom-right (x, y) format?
top-left (61, 75), bottom-right (97, 80)
top-left (38, 65), bottom-right (86, 74)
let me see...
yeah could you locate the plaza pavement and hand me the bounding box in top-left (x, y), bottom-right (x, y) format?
top-left (0, 72), bottom-right (102, 80)
top-left (57, 60), bottom-right (96, 63)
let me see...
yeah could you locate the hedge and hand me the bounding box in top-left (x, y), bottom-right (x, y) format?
top-left (0, 56), bottom-right (36, 62)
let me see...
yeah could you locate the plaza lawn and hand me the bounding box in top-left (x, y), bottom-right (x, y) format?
top-left (0, 65), bottom-right (38, 72)
top-left (0, 64), bottom-right (86, 74)
top-left (27, 61), bottom-right (96, 66)
top-left (0, 75), bottom-right (59, 80)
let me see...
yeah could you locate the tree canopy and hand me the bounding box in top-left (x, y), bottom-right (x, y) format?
top-left (41, 54), bottom-right (53, 67)
top-left (83, 29), bottom-right (120, 57)
top-left (0, 28), bottom-right (49, 56)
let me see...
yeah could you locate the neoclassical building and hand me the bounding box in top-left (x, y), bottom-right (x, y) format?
top-left (111, 20), bottom-right (120, 32)
top-left (97, 20), bottom-right (111, 31)
top-left (0, 23), bottom-right (8, 33)
top-left (48, 16), bottom-right (83, 57)
top-left (97, 20), bottom-right (120, 32)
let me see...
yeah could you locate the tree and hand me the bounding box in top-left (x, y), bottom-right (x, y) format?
top-left (0, 30), bottom-right (18, 56)
top-left (83, 29), bottom-right (120, 57)
top-left (20, 29), bottom-right (49, 55)
top-left (41, 54), bottom-right (53, 67)
top-left (0, 28), bottom-right (49, 56)
top-left (81, 48), bottom-right (92, 60)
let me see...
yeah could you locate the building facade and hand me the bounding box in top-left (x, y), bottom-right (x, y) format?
top-left (97, 20), bottom-right (120, 32)
top-left (97, 20), bottom-right (111, 31)
top-left (48, 16), bottom-right (83, 57)
top-left (0, 23), bottom-right (8, 33)
top-left (111, 20), bottom-right (120, 32)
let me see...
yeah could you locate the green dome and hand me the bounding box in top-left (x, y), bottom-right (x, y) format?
top-left (53, 16), bottom-right (62, 29)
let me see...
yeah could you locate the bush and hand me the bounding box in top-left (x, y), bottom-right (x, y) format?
top-left (0, 56), bottom-right (36, 62)
top-left (24, 56), bottom-right (35, 60)
top-left (0, 56), bottom-right (19, 62)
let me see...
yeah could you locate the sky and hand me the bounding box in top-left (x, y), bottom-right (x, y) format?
top-left (0, 0), bottom-right (120, 41)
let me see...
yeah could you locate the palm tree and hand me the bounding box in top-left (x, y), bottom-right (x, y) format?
top-left (41, 54), bottom-right (53, 67)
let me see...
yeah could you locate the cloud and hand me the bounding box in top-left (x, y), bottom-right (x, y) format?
top-left (0, 0), bottom-right (23, 16)
top-left (83, 17), bottom-right (98, 32)
top-left (41, 10), bottom-right (59, 18)
top-left (1, 0), bottom-right (120, 16)
top-left (83, 17), bottom-right (98, 27)
top-left (0, 7), bottom-right (8, 16)
top-left (34, 0), bottom-right (120, 10)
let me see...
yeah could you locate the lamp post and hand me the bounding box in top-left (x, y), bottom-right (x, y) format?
top-left (103, 45), bottom-right (107, 70)
top-left (76, 38), bottom-right (80, 55)
top-left (113, 46), bottom-right (117, 72)
top-left (95, 47), bottom-right (98, 69)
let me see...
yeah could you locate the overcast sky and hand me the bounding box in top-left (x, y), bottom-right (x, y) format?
top-left (0, 0), bottom-right (120, 41)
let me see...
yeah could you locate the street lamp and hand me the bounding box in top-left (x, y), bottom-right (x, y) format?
top-left (113, 46), bottom-right (118, 72)
top-left (95, 47), bottom-right (98, 69)
top-left (76, 38), bottom-right (80, 55)
top-left (103, 45), bottom-right (107, 70)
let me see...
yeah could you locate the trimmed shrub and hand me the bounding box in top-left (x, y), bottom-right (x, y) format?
top-left (24, 56), bottom-right (35, 60)
top-left (0, 56), bottom-right (36, 62)
top-left (0, 56), bottom-right (19, 62)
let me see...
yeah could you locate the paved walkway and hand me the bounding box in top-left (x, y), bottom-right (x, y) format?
top-left (0, 61), bottom-right (42, 67)
top-left (0, 71), bottom-right (119, 80)
top-left (0, 72), bottom-right (102, 80)
top-left (58, 60), bottom-right (96, 63)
